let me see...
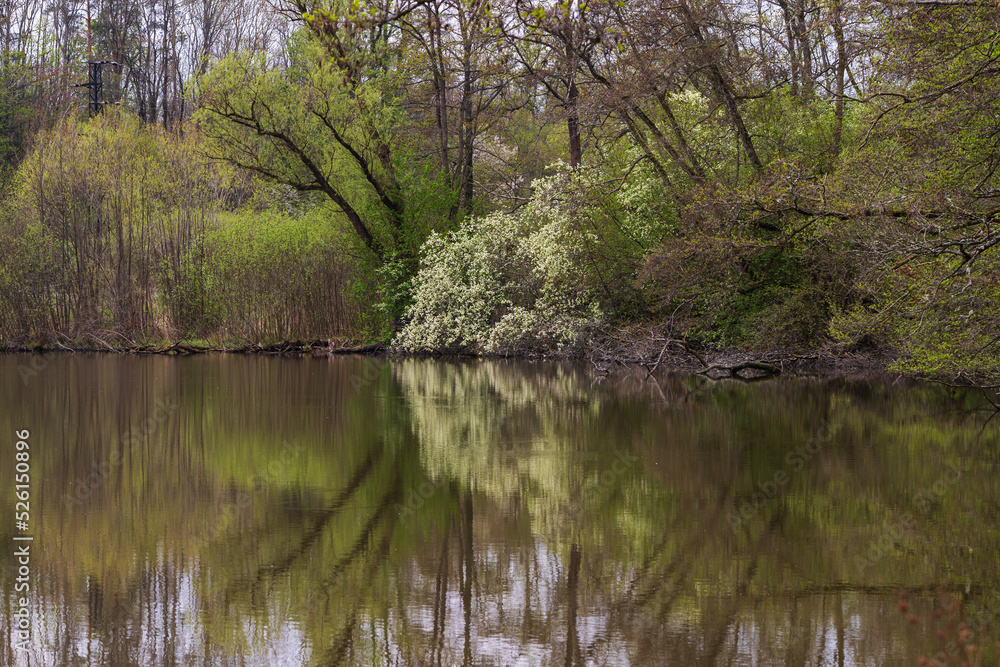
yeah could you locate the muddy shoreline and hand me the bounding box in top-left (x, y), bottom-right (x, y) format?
top-left (0, 334), bottom-right (905, 384)
top-left (5, 336), bottom-right (992, 388)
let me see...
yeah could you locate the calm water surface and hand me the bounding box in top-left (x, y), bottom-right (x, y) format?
top-left (1, 354), bottom-right (999, 666)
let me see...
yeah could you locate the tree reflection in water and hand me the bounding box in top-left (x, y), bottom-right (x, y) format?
top-left (0, 354), bottom-right (998, 665)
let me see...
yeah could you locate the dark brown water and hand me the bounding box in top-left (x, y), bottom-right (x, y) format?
top-left (1, 354), bottom-right (999, 666)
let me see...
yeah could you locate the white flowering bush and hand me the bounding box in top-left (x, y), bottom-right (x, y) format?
top-left (395, 169), bottom-right (604, 355)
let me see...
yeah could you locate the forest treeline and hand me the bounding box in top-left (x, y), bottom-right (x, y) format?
top-left (0, 0), bottom-right (998, 381)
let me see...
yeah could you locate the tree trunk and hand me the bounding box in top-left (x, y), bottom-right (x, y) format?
top-left (680, 1), bottom-right (763, 171)
top-left (565, 19), bottom-right (582, 168)
top-left (831, 0), bottom-right (846, 153)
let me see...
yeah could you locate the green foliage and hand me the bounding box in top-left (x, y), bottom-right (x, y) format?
top-left (1, 112), bottom-right (365, 343)
top-left (640, 207), bottom-right (858, 350)
top-left (171, 207), bottom-right (362, 341)
top-left (363, 158), bottom-right (461, 339)
top-left (0, 55), bottom-right (31, 180)
top-left (749, 92), bottom-right (847, 172)
top-left (372, 253), bottom-right (416, 339)
top-left (714, 256), bottom-right (834, 349)
top-left (196, 34), bottom-right (421, 260)
top-left (630, 88), bottom-right (873, 350)
top-left (888, 256), bottom-right (1000, 381)
top-left (0, 209), bottom-right (57, 343)
top-left (6, 112), bottom-right (220, 337)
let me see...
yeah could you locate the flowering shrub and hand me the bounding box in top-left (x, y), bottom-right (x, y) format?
top-left (395, 169), bottom-right (606, 355)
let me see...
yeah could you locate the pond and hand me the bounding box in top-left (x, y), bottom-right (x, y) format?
top-left (1, 354), bottom-right (998, 665)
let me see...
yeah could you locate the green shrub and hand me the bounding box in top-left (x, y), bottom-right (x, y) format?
top-left (0, 210), bottom-right (56, 343)
top-left (171, 208), bottom-right (362, 341)
top-left (888, 255), bottom-right (1000, 381)
top-left (640, 214), bottom-right (858, 350)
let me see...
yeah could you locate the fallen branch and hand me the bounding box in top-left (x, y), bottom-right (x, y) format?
top-left (641, 339), bottom-right (673, 376)
top-left (642, 338), bottom-right (708, 374)
top-left (698, 361), bottom-right (782, 381)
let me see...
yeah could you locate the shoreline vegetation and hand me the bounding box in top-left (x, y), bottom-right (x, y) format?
top-left (3, 2), bottom-right (1000, 387)
top-left (2, 332), bottom-right (899, 386)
